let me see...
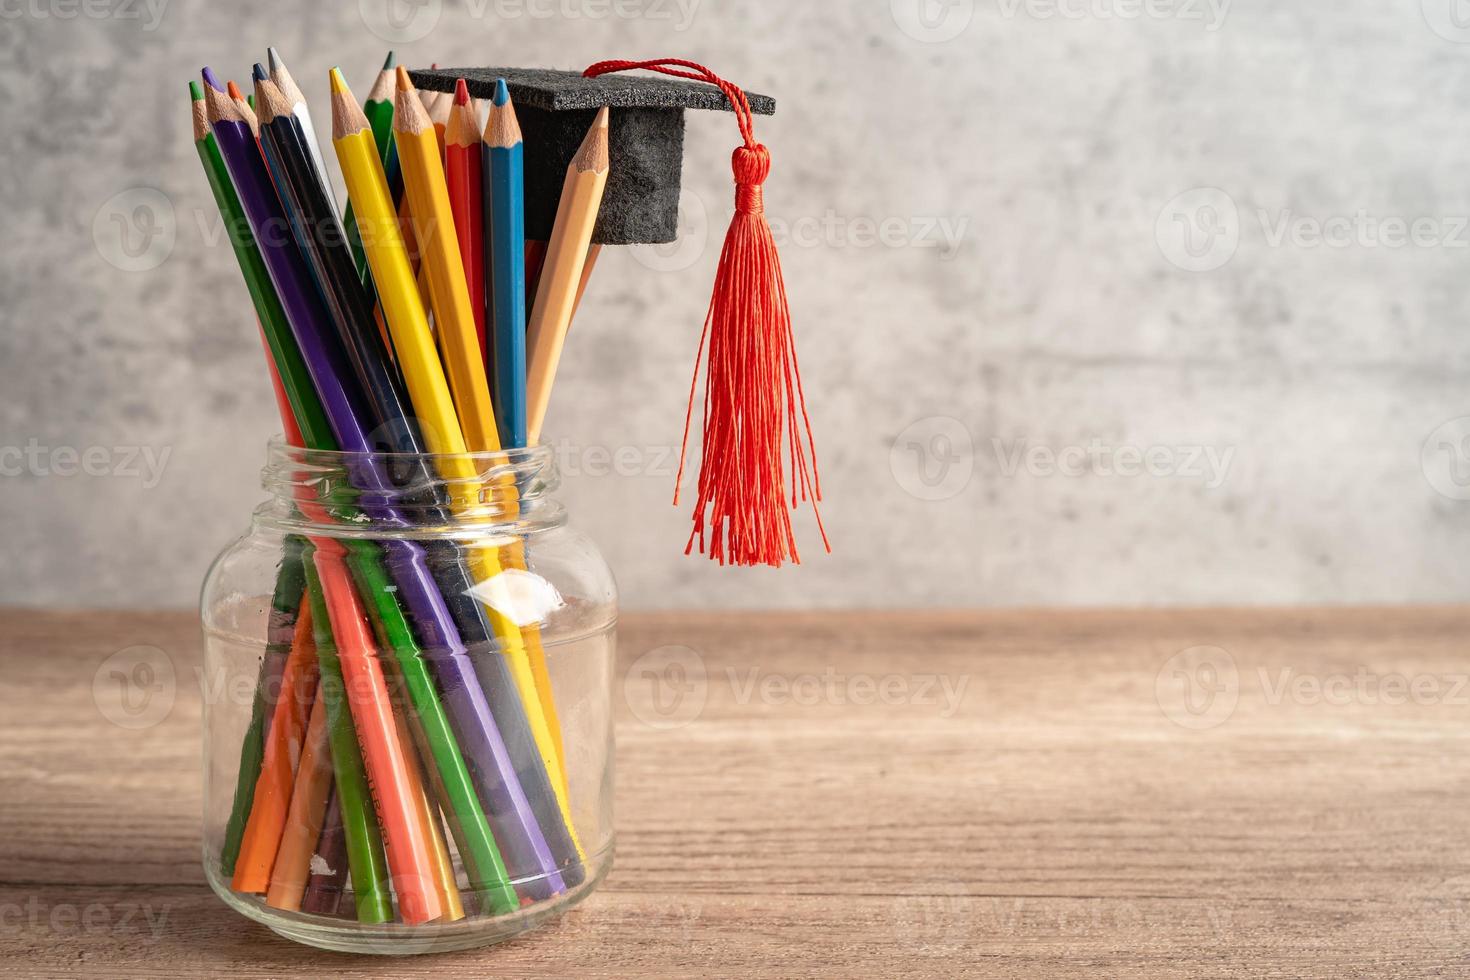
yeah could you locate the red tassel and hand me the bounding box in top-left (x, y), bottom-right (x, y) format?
top-left (583, 59), bottom-right (828, 567)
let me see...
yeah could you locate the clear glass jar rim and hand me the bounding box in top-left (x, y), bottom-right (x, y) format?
top-left (256, 436), bottom-right (564, 538)
top-left (264, 435), bottom-right (558, 469)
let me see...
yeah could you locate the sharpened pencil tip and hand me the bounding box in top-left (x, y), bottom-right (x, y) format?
top-left (454, 77), bottom-right (469, 105)
top-left (201, 66), bottom-right (224, 92)
top-left (267, 47), bottom-right (284, 73)
top-left (227, 80), bottom-right (245, 101)
top-left (329, 66), bottom-right (348, 95)
top-left (593, 105), bottom-right (610, 128)
top-left (189, 79), bottom-right (203, 101)
top-left (493, 77), bottom-right (509, 106)
top-left (252, 62), bottom-right (269, 83)
top-left (395, 64), bottom-right (413, 92)
top-left (383, 51), bottom-right (396, 69)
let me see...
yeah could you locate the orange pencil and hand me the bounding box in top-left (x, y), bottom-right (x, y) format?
top-left (264, 685), bottom-right (333, 911)
top-left (312, 546), bottom-right (444, 925)
top-left (231, 604), bottom-right (319, 893)
top-left (389, 696), bottom-right (465, 921)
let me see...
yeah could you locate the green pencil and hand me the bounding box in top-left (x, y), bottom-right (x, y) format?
top-left (342, 52), bottom-right (396, 283)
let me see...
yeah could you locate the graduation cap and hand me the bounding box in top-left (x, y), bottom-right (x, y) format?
top-left (409, 64), bottom-right (774, 245)
top-left (415, 59), bottom-right (825, 568)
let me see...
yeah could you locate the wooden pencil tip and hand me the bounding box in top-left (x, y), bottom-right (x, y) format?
top-left (201, 66), bottom-right (224, 93)
top-left (454, 77), bottom-right (469, 105)
top-left (252, 62), bottom-right (269, 83)
top-left (267, 47), bottom-right (284, 73)
top-left (190, 81), bottom-right (209, 140)
top-left (395, 65), bottom-right (414, 92)
top-left (383, 50), bottom-right (396, 70)
top-left (253, 76), bottom-right (281, 124)
top-left (571, 106), bottom-right (610, 171)
top-left (493, 77), bottom-right (509, 107)
top-left (226, 80), bottom-right (245, 101)
top-left (330, 70), bottom-right (372, 138)
top-left (329, 66), bottom-right (348, 95)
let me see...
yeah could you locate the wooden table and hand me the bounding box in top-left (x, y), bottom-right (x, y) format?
top-left (2, 607), bottom-right (1466, 978)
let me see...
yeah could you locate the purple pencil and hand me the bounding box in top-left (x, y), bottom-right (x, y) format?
top-left (203, 68), bottom-right (564, 901)
top-left (301, 783), bottom-right (347, 915)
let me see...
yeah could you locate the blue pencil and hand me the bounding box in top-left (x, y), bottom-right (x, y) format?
top-left (482, 78), bottom-right (528, 448)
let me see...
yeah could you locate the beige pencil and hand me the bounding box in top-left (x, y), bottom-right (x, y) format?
top-left (526, 107), bottom-right (610, 444)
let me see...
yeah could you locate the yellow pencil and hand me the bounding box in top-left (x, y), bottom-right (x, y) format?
top-left (526, 107), bottom-right (610, 444)
top-left (393, 66), bottom-right (499, 453)
top-left (329, 67), bottom-right (582, 857)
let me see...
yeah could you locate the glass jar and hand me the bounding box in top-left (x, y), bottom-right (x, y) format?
top-left (200, 440), bottom-right (617, 954)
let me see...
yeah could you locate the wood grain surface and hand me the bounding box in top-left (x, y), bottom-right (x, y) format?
top-left (1, 606), bottom-right (1467, 978)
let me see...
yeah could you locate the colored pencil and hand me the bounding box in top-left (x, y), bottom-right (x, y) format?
top-left (525, 239), bottom-right (547, 314)
top-left (482, 78), bottom-right (527, 448)
top-left (425, 64), bottom-right (450, 155)
top-left (265, 683), bottom-right (333, 911)
top-left (333, 68), bottom-right (584, 864)
top-left (312, 544), bottom-right (444, 924)
top-left (446, 79), bottom-right (486, 365)
top-left (267, 47), bottom-right (337, 210)
top-left (572, 243), bottom-right (601, 322)
top-left (390, 694), bottom-right (465, 921)
top-left (526, 107), bottom-right (610, 444)
top-left (393, 67), bottom-right (499, 452)
top-left (300, 784), bottom-right (347, 915)
top-left (364, 53), bottom-right (397, 160)
top-left (231, 603), bottom-right (319, 893)
top-left (343, 51), bottom-right (396, 283)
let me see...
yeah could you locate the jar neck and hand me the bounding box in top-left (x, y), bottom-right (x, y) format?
top-left (253, 439), bottom-right (566, 539)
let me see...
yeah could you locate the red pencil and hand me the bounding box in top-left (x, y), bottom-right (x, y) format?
top-left (444, 79), bottom-right (486, 364)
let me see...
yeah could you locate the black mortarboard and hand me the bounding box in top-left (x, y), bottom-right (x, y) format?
top-left (409, 66), bottom-right (774, 246)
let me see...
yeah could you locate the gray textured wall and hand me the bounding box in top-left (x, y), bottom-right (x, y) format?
top-left (3, 0), bottom-right (1470, 609)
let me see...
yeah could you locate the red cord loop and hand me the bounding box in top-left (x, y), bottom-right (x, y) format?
top-left (583, 58), bottom-right (760, 148)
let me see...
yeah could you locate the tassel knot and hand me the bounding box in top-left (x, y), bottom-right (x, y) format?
top-left (733, 144), bottom-right (769, 214)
